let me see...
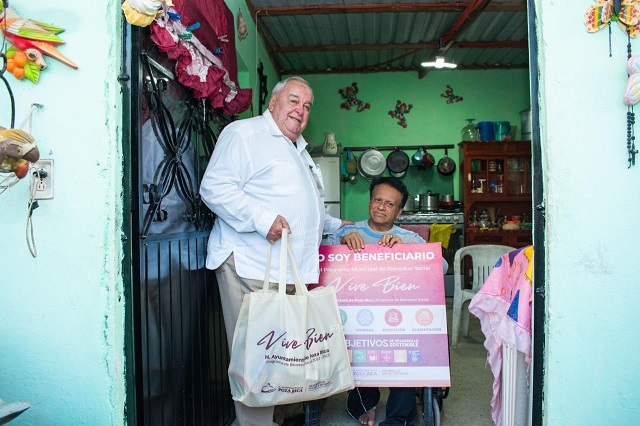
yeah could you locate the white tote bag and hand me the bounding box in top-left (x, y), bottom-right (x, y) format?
top-left (228, 232), bottom-right (354, 407)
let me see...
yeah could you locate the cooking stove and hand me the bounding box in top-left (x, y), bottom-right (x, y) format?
top-left (395, 210), bottom-right (464, 224)
top-left (394, 209), bottom-right (464, 298)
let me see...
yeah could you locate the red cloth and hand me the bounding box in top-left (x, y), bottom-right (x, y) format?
top-left (174, 0), bottom-right (238, 81)
top-left (150, 0), bottom-right (251, 115)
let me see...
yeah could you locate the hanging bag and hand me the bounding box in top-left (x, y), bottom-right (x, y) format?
top-left (228, 232), bottom-right (354, 407)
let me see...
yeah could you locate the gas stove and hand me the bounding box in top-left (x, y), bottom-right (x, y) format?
top-left (395, 210), bottom-right (464, 224)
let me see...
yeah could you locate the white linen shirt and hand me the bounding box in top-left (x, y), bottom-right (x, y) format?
top-left (200, 110), bottom-right (342, 283)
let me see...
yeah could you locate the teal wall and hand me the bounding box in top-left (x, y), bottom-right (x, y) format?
top-left (298, 71), bottom-right (530, 221)
top-left (537, 1), bottom-right (640, 423)
top-left (0, 0), bottom-right (125, 423)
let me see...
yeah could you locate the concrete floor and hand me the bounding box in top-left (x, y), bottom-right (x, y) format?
top-left (281, 298), bottom-right (495, 425)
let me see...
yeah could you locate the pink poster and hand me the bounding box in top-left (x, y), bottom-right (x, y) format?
top-left (315, 243), bottom-right (451, 387)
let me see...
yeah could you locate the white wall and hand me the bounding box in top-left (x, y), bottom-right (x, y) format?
top-left (0, 1), bottom-right (125, 424)
top-left (537, 1), bottom-right (640, 423)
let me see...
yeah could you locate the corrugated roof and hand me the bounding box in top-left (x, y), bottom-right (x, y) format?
top-left (246, 0), bottom-right (529, 77)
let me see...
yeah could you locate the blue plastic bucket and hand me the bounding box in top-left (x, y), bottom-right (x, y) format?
top-left (477, 121), bottom-right (495, 141)
top-left (494, 121), bottom-right (512, 141)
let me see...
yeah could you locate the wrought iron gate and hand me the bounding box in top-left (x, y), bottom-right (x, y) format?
top-left (123, 25), bottom-right (234, 425)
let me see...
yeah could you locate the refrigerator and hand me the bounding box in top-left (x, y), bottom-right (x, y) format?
top-left (312, 156), bottom-right (341, 235)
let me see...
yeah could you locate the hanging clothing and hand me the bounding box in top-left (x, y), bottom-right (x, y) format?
top-left (150, 0), bottom-right (252, 115)
top-left (468, 246), bottom-right (534, 426)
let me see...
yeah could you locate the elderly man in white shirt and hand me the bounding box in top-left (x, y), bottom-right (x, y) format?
top-left (200, 76), bottom-right (350, 426)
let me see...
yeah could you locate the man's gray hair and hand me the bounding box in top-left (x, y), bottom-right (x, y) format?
top-left (271, 76), bottom-right (314, 101)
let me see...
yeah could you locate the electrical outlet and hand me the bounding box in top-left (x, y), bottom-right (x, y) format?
top-left (30, 159), bottom-right (54, 200)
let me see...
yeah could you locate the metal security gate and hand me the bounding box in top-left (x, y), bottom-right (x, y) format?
top-left (122, 24), bottom-right (234, 425)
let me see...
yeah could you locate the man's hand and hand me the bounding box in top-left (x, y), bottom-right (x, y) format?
top-left (379, 234), bottom-right (403, 247)
top-left (267, 215), bottom-right (291, 244)
top-left (339, 231), bottom-right (365, 252)
top-left (340, 219), bottom-right (355, 228)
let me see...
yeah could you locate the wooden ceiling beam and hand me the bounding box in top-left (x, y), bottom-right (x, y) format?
top-left (253, 2), bottom-right (525, 16)
top-left (439, 0), bottom-right (493, 48)
top-left (273, 40), bottom-right (528, 53)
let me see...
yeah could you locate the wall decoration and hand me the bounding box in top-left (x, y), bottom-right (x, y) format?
top-left (624, 55), bottom-right (640, 105)
top-left (0, 103), bottom-right (42, 193)
top-left (388, 100), bottom-right (413, 128)
top-left (237, 9), bottom-right (248, 40)
top-left (584, 0), bottom-right (640, 167)
top-left (0, 6), bottom-right (78, 70)
top-left (0, 128), bottom-right (39, 179)
top-left (4, 46), bottom-right (45, 84)
top-left (584, 0), bottom-right (640, 39)
top-left (441, 84), bottom-right (463, 104)
top-left (338, 82), bottom-right (370, 112)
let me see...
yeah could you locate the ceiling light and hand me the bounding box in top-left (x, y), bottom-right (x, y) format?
top-left (421, 56), bottom-right (457, 69)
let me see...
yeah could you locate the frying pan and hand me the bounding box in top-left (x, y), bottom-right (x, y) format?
top-left (387, 148), bottom-right (409, 177)
top-left (437, 149), bottom-right (456, 176)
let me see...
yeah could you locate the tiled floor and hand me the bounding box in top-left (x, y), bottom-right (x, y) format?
top-left (281, 298), bottom-right (495, 425)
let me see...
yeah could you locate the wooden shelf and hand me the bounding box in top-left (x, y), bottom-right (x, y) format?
top-left (459, 141), bottom-right (532, 248)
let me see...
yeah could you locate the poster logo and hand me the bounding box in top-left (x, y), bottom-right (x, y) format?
top-left (415, 308), bottom-right (434, 326)
top-left (384, 309), bottom-right (403, 326)
top-left (356, 309), bottom-right (374, 326)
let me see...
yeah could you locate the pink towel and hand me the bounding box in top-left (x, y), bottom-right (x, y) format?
top-left (397, 224), bottom-right (430, 241)
top-left (469, 246), bottom-right (533, 426)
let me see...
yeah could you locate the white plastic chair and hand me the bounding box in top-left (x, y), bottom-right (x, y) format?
top-left (450, 244), bottom-right (515, 347)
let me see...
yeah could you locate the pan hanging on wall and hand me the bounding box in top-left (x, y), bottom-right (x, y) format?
top-left (437, 148), bottom-right (456, 176)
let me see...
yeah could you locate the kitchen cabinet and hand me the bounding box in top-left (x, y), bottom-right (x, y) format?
top-left (458, 141), bottom-right (532, 248)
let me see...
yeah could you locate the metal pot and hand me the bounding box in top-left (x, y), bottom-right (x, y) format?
top-left (411, 147), bottom-right (424, 166)
top-left (404, 194), bottom-right (418, 212)
top-left (422, 148), bottom-right (435, 168)
top-left (357, 148), bottom-right (386, 180)
top-left (442, 194), bottom-right (455, 203)
top-left (418, 191), bottom-right (440, 212)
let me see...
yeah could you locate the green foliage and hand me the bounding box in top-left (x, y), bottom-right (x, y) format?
top-left (24, 61), bottom-right (40, 84)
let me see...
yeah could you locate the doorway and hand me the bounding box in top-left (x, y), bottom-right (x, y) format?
top-left (121, 24), bottom-right (235, 425)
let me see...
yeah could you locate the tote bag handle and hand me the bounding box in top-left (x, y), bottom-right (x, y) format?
top-left (262, 232), bottom-right (309, 296)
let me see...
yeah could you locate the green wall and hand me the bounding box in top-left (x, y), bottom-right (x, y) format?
top-left (297, 71), bottom-right (530, 221)
top-left (225, 4), bottom-right (530, 223)
top-left (226, 0), bottom-right (280, 119)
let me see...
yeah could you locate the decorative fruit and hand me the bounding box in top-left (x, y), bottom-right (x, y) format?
top-left (13, 51), bottom-right (27, 67)
top-left (6, 58), bottom-right (14, 72)
top-left (12, 67), bottom-right (25, 80)
top-left (14, 160), bottom-right (29, 179)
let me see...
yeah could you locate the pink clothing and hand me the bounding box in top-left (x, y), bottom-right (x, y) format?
top-left (468, 246), bottom-right (533, 426)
